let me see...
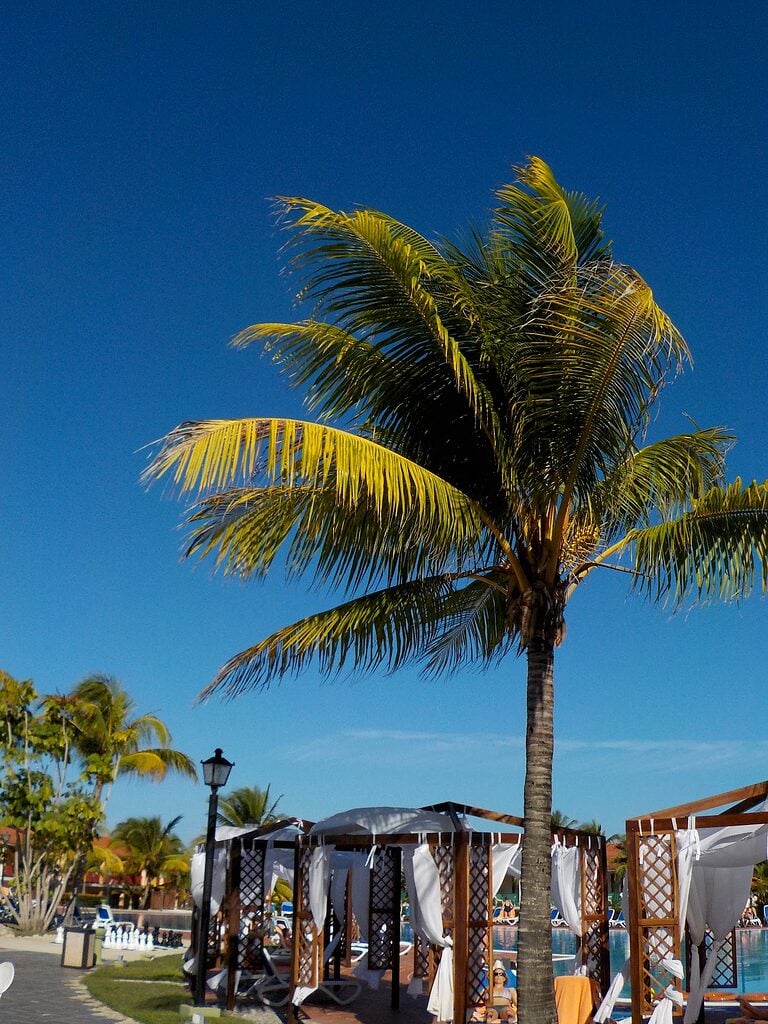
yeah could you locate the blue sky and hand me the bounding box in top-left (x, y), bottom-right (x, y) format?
top-left (3, 2), bottom-right (768, 842)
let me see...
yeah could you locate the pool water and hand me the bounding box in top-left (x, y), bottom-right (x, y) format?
top-left (403, 925), bottom-right (768, 995)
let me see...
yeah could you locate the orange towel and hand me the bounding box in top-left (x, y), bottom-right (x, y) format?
top-left (554, 975), bottom-right (597, 1024)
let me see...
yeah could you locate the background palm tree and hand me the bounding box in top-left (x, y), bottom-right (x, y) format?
top-left (578, 820), bottom-right (604, 835)
top-left (71, 674), bottom-right (197, 804)
top-left (112, 815), bottom-right (189, 909)
top-left (217, 784), bottom-right (283, 828)
top-left (147, 158), bottom-right (768, 1023)
top-left (550, 810), bottom-right (577, 830)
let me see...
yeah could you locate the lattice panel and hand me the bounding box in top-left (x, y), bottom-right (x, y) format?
top-left (640, 835), bottom-right (674, 920)
top-left (296, 845), bottom-right (318, 987)
top-left (433, 843), bottom-right (455, 973)
top-left (414, 935), bottom-right (430, 986)
top-left (467, 844), bottom-right (491, 1007)
top-left (369, 848), bottom-right (397, 970)
top-left (581, 846), bottom-right (609, 993)
top-left (705, 930), bottom-right (737, 989)
top-left (637, 833), bottom-right (679, 1013)
top-left (435, 843), bottom-right (455, 922)
top-left (238, 848), bottom-right (265, 972)
top-left (642, 925), bottom-right (676, 1005)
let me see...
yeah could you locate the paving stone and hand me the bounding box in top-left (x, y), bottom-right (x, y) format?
top-left (0, 949), bottom-right (133, 1023)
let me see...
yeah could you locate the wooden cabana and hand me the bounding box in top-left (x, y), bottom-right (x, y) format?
top-left (288, 801), bottom-right (611, 1024)
top-left (625, 780), bottom-right (768, 1024)
top-left (189, 816), bottom-right (313, 1009)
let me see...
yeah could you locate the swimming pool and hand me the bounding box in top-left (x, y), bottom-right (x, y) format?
top-left (551, 929), bottom-right (768, 996)
top-left (412, 926), bottom-right (768, 995)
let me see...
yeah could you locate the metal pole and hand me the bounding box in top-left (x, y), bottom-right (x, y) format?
top-left (195, 785), bottom-right (220, 1006)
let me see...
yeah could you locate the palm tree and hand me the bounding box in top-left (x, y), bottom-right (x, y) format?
top-left (217, 785), bottom-right (283, 828)
top-left (550, 810), bottom-right (577, 830)
top-left (578, 820), bottom-right (604, 835)
top-left (145, 158), bottom-right (768, 1023)
top-left (112, 815), bottom-right (189, 909)
top-left (608, 834), bottom-right (628, 894)
top-left (70, 675), bottom-right (197, 804)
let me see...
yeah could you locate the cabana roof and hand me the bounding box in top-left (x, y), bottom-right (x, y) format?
top-left (310, 806), bottom-right (457, 836)
top-left (310, 801), bottom-right (601, 841)
top-left (212, 816), bottom-right (315, 846)
top-left (628, 778), bottom-right (768, 831)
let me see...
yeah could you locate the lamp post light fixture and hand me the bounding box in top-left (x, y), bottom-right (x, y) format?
top-left (195, 748), bottom-right (234, 1007)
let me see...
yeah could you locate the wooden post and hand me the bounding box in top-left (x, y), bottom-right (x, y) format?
top-left (286, 839), bottom-right (302, 1024)
top-left (225, 838), bottom-right (242, 1010)
top-left (454, 831), bottom-right (470, 1024)
top-left (626, 825), bottom-right (643, 1024)
top-left (391, 846), bottom-right (402, 1009)
top-left (344, 868), bottom-right (353, 967)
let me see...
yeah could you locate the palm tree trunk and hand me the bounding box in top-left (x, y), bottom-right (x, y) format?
top-left (517, 636), bottom-right (556, 1024)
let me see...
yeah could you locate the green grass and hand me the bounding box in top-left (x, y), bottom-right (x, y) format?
top-left (83, 954), bottom-right (190, 1024)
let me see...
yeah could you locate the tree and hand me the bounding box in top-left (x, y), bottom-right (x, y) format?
top-left (64, 674), bottom-right (197, 904)
top-left (217, 785), bottom-right (284, 828)
top-left (550, 810), bottom-right (577, 831)
top-left (70, 675), bottom-right (197, 804)
top-left (111, 815), bottom-right (189, 909)
top-left (146, 158), bottom-right (768, 1023)
top-left (577, 820), bottom-right (604, 835)
top-left (0, 672), bottom-right (101, 932)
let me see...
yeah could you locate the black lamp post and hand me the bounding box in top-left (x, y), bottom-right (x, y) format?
top-left (195, 748), bottom-right (234, 1006)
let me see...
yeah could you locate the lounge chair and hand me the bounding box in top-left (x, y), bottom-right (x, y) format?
top-left (349, 939), bottom-right (414, 964)
top-left (550, 907), bottom-right (566, 928)
top-left (613, 911), bottom-right (626, 929)
top-left (94, 904), bottom-right (116, 931)
top-left (0, 962), bottom-right (14, 999)
top-left (251, 948), bottom-right (361, 1007)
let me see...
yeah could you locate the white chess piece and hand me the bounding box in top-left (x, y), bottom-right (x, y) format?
top-left (146, 931), bottom-right (154, 951)
top-left (55, 925), bottom-right (64, 944)
top-left (128, 928), bottom-right (137, 949)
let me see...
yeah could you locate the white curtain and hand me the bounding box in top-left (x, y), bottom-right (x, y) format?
top-left (292, 846), bottom-right (334, 1006)
top-left (551, 843), bottom-right (582, 936)
top-left (265, 847), bottom-right (295, 897)
top-left (191, 848), bottom-right (227, 915)
top-left (403, 843), bottom-right (454, 1021)
top-left (492, 843), bottom-right (521, 896)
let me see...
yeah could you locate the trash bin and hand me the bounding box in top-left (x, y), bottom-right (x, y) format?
top-left (61, 926), bottom-right (96, 968)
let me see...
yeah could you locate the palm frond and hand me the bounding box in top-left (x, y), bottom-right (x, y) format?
top-left (423, 577), bottom-right (515, 674)
top-left (197, 574), bottom-right (489, 700)
top-left (626, 479), bottom-right (768, 604)
top-left (231, 319), bottom-right (510, 509)
top-left (274, 197), bottom-right (500, 440)
top-left (593, 427), bottom-right (732, 539)
top-left (145, 418), bottom-right (485, 553)
top-left (518, 262), bottom-right (690, 512)
top-left (119, 749), bottom-right (197, 781)
top-left (184, 481), bottom-right (495, 594)
top-left (493, 157), bottom-right (608, 286)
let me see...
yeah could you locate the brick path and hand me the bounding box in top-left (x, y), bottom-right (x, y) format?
top-left (0, 949), bottom-right (129, 1023)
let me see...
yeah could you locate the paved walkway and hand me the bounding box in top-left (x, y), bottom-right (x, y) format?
top-left (0, 948), bottom-right (129, 1023)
